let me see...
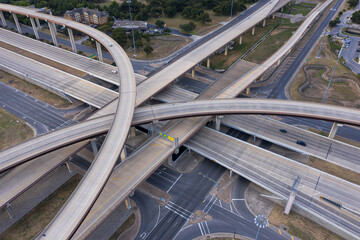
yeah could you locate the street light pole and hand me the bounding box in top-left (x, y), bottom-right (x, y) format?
top-left (127, 0), bottom-right (137, 56)
top-left (230, 0), bottom-right (234, 18)
top-left (254, 215), bottom-right (269, 240)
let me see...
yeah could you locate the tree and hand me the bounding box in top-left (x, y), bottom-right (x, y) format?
top-left (198, 12), bottom-right (211, 24)
top-left (155, 19), bottom-right (165, 28)
top-left (163, 27), bottom-right (171, 34)
top-left (349, 0), bottom-right (359, 7)
top-left (144, 44), bottom-right (153, 56)
top-left (329, 17), bottom-right (340, 27)
top-left (112, 28), bottom-right (127, 47)
top-left (180, 21), bottom-right (196, 33)
top-left (351, 10), bottom-right (360, 24)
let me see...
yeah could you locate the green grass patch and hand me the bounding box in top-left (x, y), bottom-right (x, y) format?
top-left (0, 175), bottom-right (81, 240)
top-left (209, 18), bottom-right (283, 69)
top-left (0, 108), bottom-right (33, 151)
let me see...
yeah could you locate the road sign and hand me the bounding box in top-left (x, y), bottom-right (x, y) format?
top-left (89, 54), bottom-right (97, 59)
top-left (159, 132), bottom-right (174, 141)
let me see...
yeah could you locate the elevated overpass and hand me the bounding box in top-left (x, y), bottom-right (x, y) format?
top-left (0, 46), bottom-right (118, 108)
top-left (0, 27), bottom-right (146, 85)
top-left (0, 0), bottom-right (343, 238)
top-left (0, 3), bottom-right (137, 239)
top-left (1, 98), bottom-right (360, 174)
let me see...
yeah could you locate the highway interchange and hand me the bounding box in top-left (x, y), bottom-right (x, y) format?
top-left (0, 0), bottom-right (360, 239)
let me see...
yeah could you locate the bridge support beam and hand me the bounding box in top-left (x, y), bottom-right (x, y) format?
top-left (48, 21), bottom-right (58, 46)
top-left (96, 41), bottom-right (104, 62)
top-left (252, 26), bottom-right (255, 36)
top-left (91, 138), bottom-right (98, 156)
top-left (35, 18), bottom-right (41, 28)
top-left (0, 11), bottom-right (7, 27)
top-left (239, 34), bottom-right (243, 45)
top-left (125, 197), bottom-right (131, 209)
top-left (192, 67), bottom-right (195, 78)
top-left (120, 147), bottom-right (127, 161)
top-left (29, 17), bottom-right (39, 40)
top-left (207, 57), bottom-right (210, 68)
top-left (5, 203), bottom-right (14, 219)
top-left (246, 87), bottom-right (250, 95)
top-left (64, 160), bottom-right (73, 173)
top-left (284, 191), bottom-right (296, 214)
top-left (12, 13), bottom-right (22, 34)
top-left (328, 122), bottom-right (342, 139)
top-left (215, 115), bottom-right (223, 131)
top-left (262, 18), bottom-right (266, 27)
top-left (68, 28), bottom-right (77, 53)
top-left (168, 155), bottom-right (173, 166)
top-left (229, 170), bottom-right (233, 177)
top-left (174, 137), bottom-right (179, 154)
top-left (224, 44), bottom-right (228, 56)
top-left (130, 126), bottom-right (136, 137)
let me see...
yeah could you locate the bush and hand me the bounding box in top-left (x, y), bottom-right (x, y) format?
top-left (180, 21), bottom-right (196, 33)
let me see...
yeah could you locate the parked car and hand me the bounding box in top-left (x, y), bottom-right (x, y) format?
top-left (279, 129), bottom-right (287, 133)
top-left (296, 140), bottom-right (306, 146)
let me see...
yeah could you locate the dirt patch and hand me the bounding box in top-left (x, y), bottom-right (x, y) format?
top-left (0, 174), bottom-right (81, 240)
top-left (0, 108), bottom-right (33, 151)
top-left (109, 213), bottom-right (136, 240)
top-left (268, 204), bottom-right (343, 240)
top-left (0, 69), bottom-right (75, 109)
top-left (244, 183), bottom-right (275, 217)
top-left (171, 151), bottom-right (204, 174)
top-left (307, 156), bottom-right (360, 185)
top-left (127, 34), bottom-right (192, 60)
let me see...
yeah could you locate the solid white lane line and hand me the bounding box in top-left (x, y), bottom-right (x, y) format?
top-left (167, 173), bottom-right (183, 193)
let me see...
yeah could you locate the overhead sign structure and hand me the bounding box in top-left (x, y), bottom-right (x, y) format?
top-left (159, 132), bottom-right (174, 141)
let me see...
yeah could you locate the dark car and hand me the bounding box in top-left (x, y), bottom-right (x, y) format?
top-left (279, 129), bottom-right (287, 133)
top-left (296, 140), bottom-right (306, 146)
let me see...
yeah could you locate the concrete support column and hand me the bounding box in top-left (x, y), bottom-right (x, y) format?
top-left (12, 13), bottom-right (22, 34)
top-left (130, 126), bottom-right (136, 137)
top-left (358, 55), bottom-right (360, 64)
top-left (262, 18), bottom-right (266, 27)
top-left (68, 28), bottom-right (77, 53)
top-left (272, 14), bottom-right (275, 20)
top-left (207, 57), bottom-right (210, 68)
top-left (229, 170), bottom-right (233, 177)
top-left (168, 155), bottom-right (173, 166)
top-left (215, 115), bottom-right (223, 131)
top-left (29, 17), bottom-right (39, 40)
top-left (224, 44), bottom-right (228, 56)
top-left (239, 34), bottom-right (243, 45)
top-left (91, 138), bottom-right (98, 156)
top-left (125, 197), bottom-right (131, 209)
top-left (35, 18), bottom-right (41, 28)
top-left (120, 147), bottom-right (127, 161)
top-left (281, 7), bottom-right (284, 12)
top-left (5, 203), bottom-right (14, 219)
top-left (260, 75), bottom-right (264, 81)
top-left (252, 26), bottom-right (255, 35)
top-left (64, 161), bottom-right (73, 173)
top-left (284, 191), bottom-right (296, 214)
top-left (0, 11), bottom-right (7, 27)
top-left (277, 58), bottom-right (281, 66)
top-left (48, 21), bottom-right (58, 46)
top-left (328, 123), bottom-right (342, 139)
top-left (191, 67), bottom-right (195, 78)
top-left (246, 87), bottom-right (250, 95)
top-left (96, 41), bottom-right (104, 62)
top-left (174, 137), bottom-right (179, 154)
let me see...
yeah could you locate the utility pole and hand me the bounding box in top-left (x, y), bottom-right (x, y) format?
top-left (127, 0), bottom-right (137, 56)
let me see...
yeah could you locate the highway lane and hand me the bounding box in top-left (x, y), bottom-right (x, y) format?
top-left (0, 3), bottom-right (137, 239)
top-left (185, 127), bottom-right (360, 239)
top-left (2, 98), bottom-right (360, 174)
top-left (0, 47), bottom-right (118, 108)
top-left (0, 27), bottom-right (146, 85)
top-left (222, 115), bottom-right (360, 173)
